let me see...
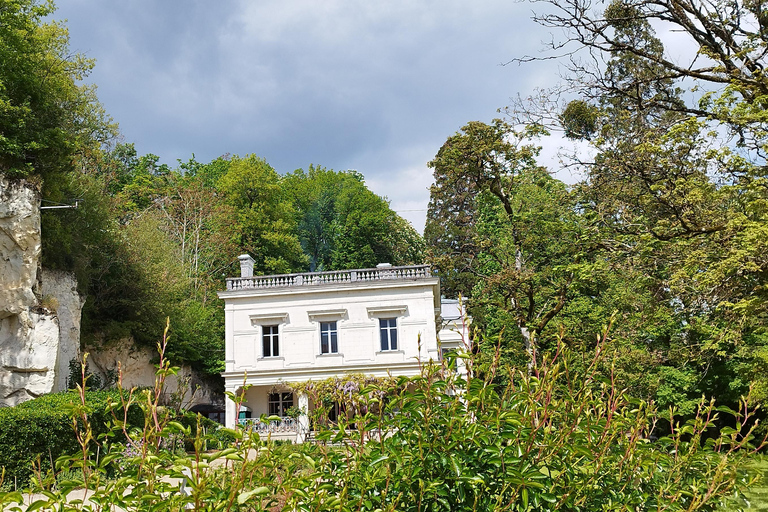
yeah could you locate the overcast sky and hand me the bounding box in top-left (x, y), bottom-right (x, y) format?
top-left (55, 0), bottom-right (576, 232)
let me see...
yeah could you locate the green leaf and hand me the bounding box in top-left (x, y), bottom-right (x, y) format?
top-left (237, 487), bottom-right (270, 504)
top-left (25, 500), bottom-right (49, 512)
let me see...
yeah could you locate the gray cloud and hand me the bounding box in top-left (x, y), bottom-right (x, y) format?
top-left (56, 0), bottom-right (560, 231)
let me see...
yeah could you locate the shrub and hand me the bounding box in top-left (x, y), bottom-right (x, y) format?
top-left (0, 390), bottom-right (142, 486)
top-left (178, 411), bottom-right (223, 451)
top-left (205, 426), bottom-right (236, 449)
top-left (284, 340), bottom-right (765, 511)
top-left (178, 411), bottom-right (219, 435)
top-left (0, 327), bottom-right (762, 511)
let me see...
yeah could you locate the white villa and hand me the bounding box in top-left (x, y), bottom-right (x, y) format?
top-left (217, 256), bottom-right (469, 440)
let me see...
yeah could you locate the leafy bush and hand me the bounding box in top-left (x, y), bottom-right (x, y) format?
top-left (178, 411), bottom-right (220, 435)
top-left (284, 340), bottom-right (765, 511)
top-left (0, 328), bottom-right (763, 511)
top-left (177, 411), bottom-right (224, 451)
top-left (205, 426), bottom-right (236, 450)
top-left (0, 389), bottom-right (142, 486)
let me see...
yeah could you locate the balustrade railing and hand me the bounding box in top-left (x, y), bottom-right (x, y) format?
top-left (226, 265), bottom-right (432, 291)
top-left (238, 417), bottom-right (300, 434)
top-left (235, 418), bottom-right (391, 443)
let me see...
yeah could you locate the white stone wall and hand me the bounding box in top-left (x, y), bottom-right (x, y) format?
top-left (0, 176), bottom-right (59, 405)
top-left (437, 299), bottom-right (471, 349)
top-left (0, 264), bottom-right (85, 405)
top-left (0, 311), bottom-right (60, 405)
top-left (40, 270), bottom-right (83, 392)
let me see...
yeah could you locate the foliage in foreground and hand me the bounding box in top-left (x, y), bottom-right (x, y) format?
top-left (0, 389), bottom-right (142, 486)
top-left (0, 324), bottom-right (765, 511)
top-left (0, 327), bottom-right (765, 511)
top-left (289, 337), bottom-right (764, 511)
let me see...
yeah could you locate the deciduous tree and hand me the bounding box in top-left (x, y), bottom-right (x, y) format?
top-left (217, 154), bottom-right (307, 274)
top-left (283, 165), bottom-right (424, 271)
top-left (428, 120), bottom-right (595, 370)
top-left (0, 0), bottom-right (115, 180)
top-left (509, 0), bottom-right (768, 408)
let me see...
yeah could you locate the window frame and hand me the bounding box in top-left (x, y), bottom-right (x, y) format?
top-left (268, 391), bottom-right (294, 418)
top-left (379, 317), bottom-right (398, 351)
top-left (320, 321), bottom-right (339, 354)
top-left (262, 324), bottom-right (280, 358)
top-left (249, 313), bottom-right (288, 360)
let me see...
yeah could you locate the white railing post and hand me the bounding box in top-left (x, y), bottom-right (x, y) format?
top-left (297, 392), bottom-right (309, 444)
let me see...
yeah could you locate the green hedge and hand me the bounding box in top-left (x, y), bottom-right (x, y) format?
top-left (0, 390), bottom-right (143, 486)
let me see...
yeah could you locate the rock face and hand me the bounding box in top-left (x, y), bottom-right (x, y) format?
top-left (0, 176), bottom-right (40, 319)
top-left (0, 311), bottom-right (60, 404)
top-left (40, 270), bottom-right (83, 392)
top-left (0, 176), bottom-right (84, 406)
top-left (87, 343), bottom-right (218, 407)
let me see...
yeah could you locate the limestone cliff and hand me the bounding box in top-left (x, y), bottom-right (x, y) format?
top-left (0, 176), bottom-right (83, 406)
top-left (0, 176), bottom-right (40, 319)
top-left (40, 270), bottom-right (83, 393)
top-left (87, 343), bottom-right (218, 407)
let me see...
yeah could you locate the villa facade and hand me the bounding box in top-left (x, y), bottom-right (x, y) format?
top-left (217, 256), bottom-right (468, 440)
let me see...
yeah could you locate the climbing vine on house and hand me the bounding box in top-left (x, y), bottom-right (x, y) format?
top-left (290, 374), bottom-right (398, 430)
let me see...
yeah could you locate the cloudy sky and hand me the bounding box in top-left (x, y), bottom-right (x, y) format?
top-left (55, 0), bottom-right (573, 232)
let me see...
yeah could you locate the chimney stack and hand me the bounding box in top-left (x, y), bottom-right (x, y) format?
top-left (238, 254), bottom-right (255, 278)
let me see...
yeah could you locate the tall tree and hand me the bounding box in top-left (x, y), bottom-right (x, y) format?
top-left (524, 0), bottom-right (768, 161)
top-left (217, 154), bottom-right (307, 274)
top-left (156, 168), bottom-right (238, 300)
top-left (424, 155), bottom-right (481, 298)
top-left (512, 0), bottom-right (768, 408)
top-left (0, 0), bottom-right (115, 180)
top-left (428, 120), bottom-right (594, 370)
top-left (283, 165), bottom-right (424, 271)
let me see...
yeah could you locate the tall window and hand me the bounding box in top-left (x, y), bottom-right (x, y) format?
top-left (320, 321), bottom-right (338, 354)
top-left (268, 392), bottom-right (293, 417)
top-left (262, 325), bottom-right (279, 357)
top-left (379, 318), bottom-right (398, 351)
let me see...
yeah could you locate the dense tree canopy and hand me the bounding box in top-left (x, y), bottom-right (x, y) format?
top-left (425, 0), bottom-right (768, 413)
top-left (13, 0), bottom-right (768, 432)
top-left (284, 165), bottom-right (424, 271)
top-left (0, 0), bottom-right (115, 180)
top-left (40, 143), bottom-right (423, 376)
top-left (427, 121), bottom-right (597, 371)
top-left (217, 155), bottom-right (307, 275)
top-left (543, 0), bottom-right (768, 408)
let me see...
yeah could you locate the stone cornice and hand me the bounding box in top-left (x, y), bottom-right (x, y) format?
top-left (222, 360), bottom-right (430, 387)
